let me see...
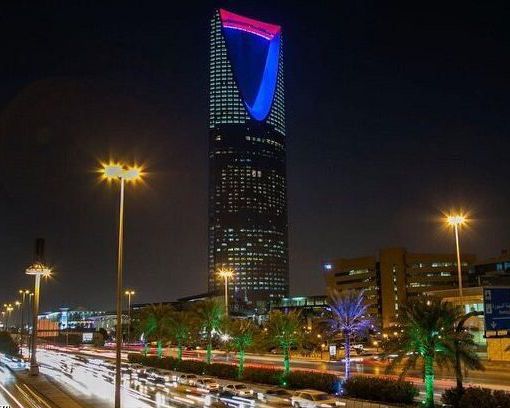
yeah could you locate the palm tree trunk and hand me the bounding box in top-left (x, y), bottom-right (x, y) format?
top-left (424, 355), bottom-right (435, 408)
top-left (283, 346), bottom-right (290, 376)
top-left (238, 349), bottom-right (245, 378)
top-left (206, 333), bottom-right (212, 364)
top-left (157, 340), bottom-right (163, 358)
top-left (454, 342), bottom-right (463, 391)
top-left (344, 330), bottom-right (351, 380)
top-left (177, 339), bottom-right (183, 361)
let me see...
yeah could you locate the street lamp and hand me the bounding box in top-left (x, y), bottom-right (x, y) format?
top-left (25, 262), bottom-right (51, 375)
top-left (101, 161), bottom-right (143, 408)
top-left (218, 268), bottom-right (234, 317)
top-left (4, 304), bottom-right (13, 330)
top-left (124, 290), bottom-right (135, 344)
top-left (19, 289), bottom-right (30, 339)
top-left (446, 213), bottom-right (467, 297)
top-left (14, 301), bottom-right (21, 331)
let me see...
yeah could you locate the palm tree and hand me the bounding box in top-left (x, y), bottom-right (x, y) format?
top-left (194, 299), bottom-right (224, 364)
top-left (328, 289), bottom-right (373, 380)
top-left (453, 311), bottom-right (484, 391)
top-left (227, 319), bottom-right (255, 378)
top-left (265, 310), bottom-right (301, 376)
top-left (168, 310), bottom-right (193, 361)
top-left (384, 298), bottom-right (481, 408)
top-left (137, 303), bottom-right (172, 358)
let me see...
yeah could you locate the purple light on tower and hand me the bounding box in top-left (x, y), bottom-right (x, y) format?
top-left (219, 8), bottom-right (281, 121)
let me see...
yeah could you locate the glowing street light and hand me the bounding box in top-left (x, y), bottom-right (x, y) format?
top-left (100, 161), bottom-right (144, 408)
top-left (124, 290), bottom-right (135, 343)
top-left (218, 268), bottom-right (234, 317)
top-left (18, 289), bottom-right (30, 336)
top-left (26, 261), bottom-right (51, 375)
top-left (445, 212), bottom-right (468, 297)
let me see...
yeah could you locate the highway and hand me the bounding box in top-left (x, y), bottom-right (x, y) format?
top-left (0, 363), bottom-right (56, 408)
top-left (7, 345), bottom-right (508, 407)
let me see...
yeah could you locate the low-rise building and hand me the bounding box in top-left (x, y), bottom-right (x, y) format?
top-left (324, 247), bottom-right (476, 328)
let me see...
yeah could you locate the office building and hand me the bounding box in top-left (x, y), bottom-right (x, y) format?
top-left (207, 9), bottom-right (289, 311)
top-left (470, 249), bottom-right (510, 286)
top-left (324, 247), bottom-right (476, 328)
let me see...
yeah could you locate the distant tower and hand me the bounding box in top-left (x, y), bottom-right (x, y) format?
top-left (208, 9), bottom-right (288, 310)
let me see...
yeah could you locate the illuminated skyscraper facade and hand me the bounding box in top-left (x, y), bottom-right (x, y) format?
top-left (208, 9), bottom-right (288, 310)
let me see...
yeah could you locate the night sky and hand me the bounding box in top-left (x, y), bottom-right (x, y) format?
top-left (1, 1), bottom-right (509, 311)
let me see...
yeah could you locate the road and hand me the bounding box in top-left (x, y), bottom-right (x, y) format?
top-left (0, 363), bottom-right (57, 408)
top-left (31, 345), bottom-right (510, 407)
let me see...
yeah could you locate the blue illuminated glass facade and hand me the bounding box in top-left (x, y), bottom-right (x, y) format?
top-left (208, 9), bottom-right (288, 311)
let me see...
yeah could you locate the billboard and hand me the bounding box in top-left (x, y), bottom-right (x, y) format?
top-left (483, 287), bottom-right (510, 331)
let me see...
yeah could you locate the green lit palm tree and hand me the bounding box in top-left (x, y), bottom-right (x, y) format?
top-left (137, 303), bottom-right (172, 358)
top-left (227, 319), bottom-right (255, 378)
top-left (328, 289), bottom-right (373, 380)
top-left (384, 298), bottom-right (481, 408)
top-left (266, 310), bottom-right (301, 376)
top-left (194, 299), bottom-right (224, 364)
top-left (168, 310), bottom-right (193, 361)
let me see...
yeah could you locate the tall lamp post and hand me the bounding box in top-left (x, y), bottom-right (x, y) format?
top-left (101, 162), bottom-right (143, 408)
top-left (124, 290), bottom-right (135, 344)
top-left (19, 289), bottom-right (30, 349)
top-left (446, 213), bottom-right (467, 297)
top-left (26, 261), bottom-right (51, 376)
top-left (218, 268), bottom-right (234, 317)
top-left (4, 304), bottom-right (13, 331)
top-left (14, 301), bottom-right (21, 331)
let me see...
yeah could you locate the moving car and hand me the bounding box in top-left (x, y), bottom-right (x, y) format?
top-left (222, 383), bottom-right (254, 397)
top-left (291, 390), bottom-right (343, 408)
top-left (259, 388), bottom-right (294, 405)
top-left (178, 373), bottom-right (199, 386)
top-left (196, 377), bottom-right (221, 391)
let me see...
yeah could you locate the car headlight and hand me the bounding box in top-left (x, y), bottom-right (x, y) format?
top-left (319, 404), bottom-right (333, 408)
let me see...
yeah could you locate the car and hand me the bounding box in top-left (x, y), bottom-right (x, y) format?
top-left (222, 383), bottom-right (254, 397)
top-left (291, 390), bottom-right (343, 408)
top-left (196, 378), bottom-right (221, 391)
top-left (178, 373), bottom-right (199, 386)
top-left (259, 388), bottom-right (294, 405)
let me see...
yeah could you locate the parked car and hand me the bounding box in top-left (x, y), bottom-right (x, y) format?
top-left (178, 373), bottom-right (199, 386)
top-left (291, 390), bottom-right (343, 408)
top-left (196, 378), bottom-right (221, 392)
top-left (259, 388), bottom-right (294, 405)
top-left (222, 383), bottom-right (254, 397)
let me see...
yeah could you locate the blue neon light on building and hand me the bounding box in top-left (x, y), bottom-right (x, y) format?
top-left (221, 14), bottom-right (281, 121)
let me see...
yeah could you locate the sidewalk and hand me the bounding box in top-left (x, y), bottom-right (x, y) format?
top-left (15, 370), bottom-right (87, 408)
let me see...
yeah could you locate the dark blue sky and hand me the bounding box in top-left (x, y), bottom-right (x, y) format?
top-left (0, 1), bottom-right (509, 311)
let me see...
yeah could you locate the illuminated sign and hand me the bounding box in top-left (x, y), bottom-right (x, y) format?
top-left (219, 9), bottom-right (281, 122)
top-left (483, 287), bottom-right (510, 331)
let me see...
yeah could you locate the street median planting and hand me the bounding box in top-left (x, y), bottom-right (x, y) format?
top-left (128, 353), bottom-right (337, 393)
top-left (342, 376), bottom-right (418, 405)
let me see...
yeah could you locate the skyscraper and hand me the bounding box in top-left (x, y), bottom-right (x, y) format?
top-left (208, 9), bottom-right (288, 311)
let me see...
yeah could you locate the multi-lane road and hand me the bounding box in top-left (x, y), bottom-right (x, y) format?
top-left (0, 362), bottom-right (56, 408)
top-left (2, 345), bottom-right (509, 408)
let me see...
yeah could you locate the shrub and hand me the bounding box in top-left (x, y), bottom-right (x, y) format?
top-left (441, 387), bottom-right (464, 407)
top-left (127, 353), bottom-right (336, 392)
top-left (442, 387), bottom-right (510, 408)
top-left (205, 363), bottom-right (238, 379)
top-left (0, 332), bottom-right (18, 356)
top-left (343, 376), bottom-right (418, 405)
top-left (286, 371), bottom-right (338, 394)
top-left (243, 366), bottom-right (282, 386)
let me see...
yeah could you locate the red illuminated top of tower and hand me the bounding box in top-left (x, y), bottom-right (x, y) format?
top-left (219, 9), bottom-right (281, 40)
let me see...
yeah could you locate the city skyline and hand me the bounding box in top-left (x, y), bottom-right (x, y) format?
top-left (0, 1), bottom-right (509, 311)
